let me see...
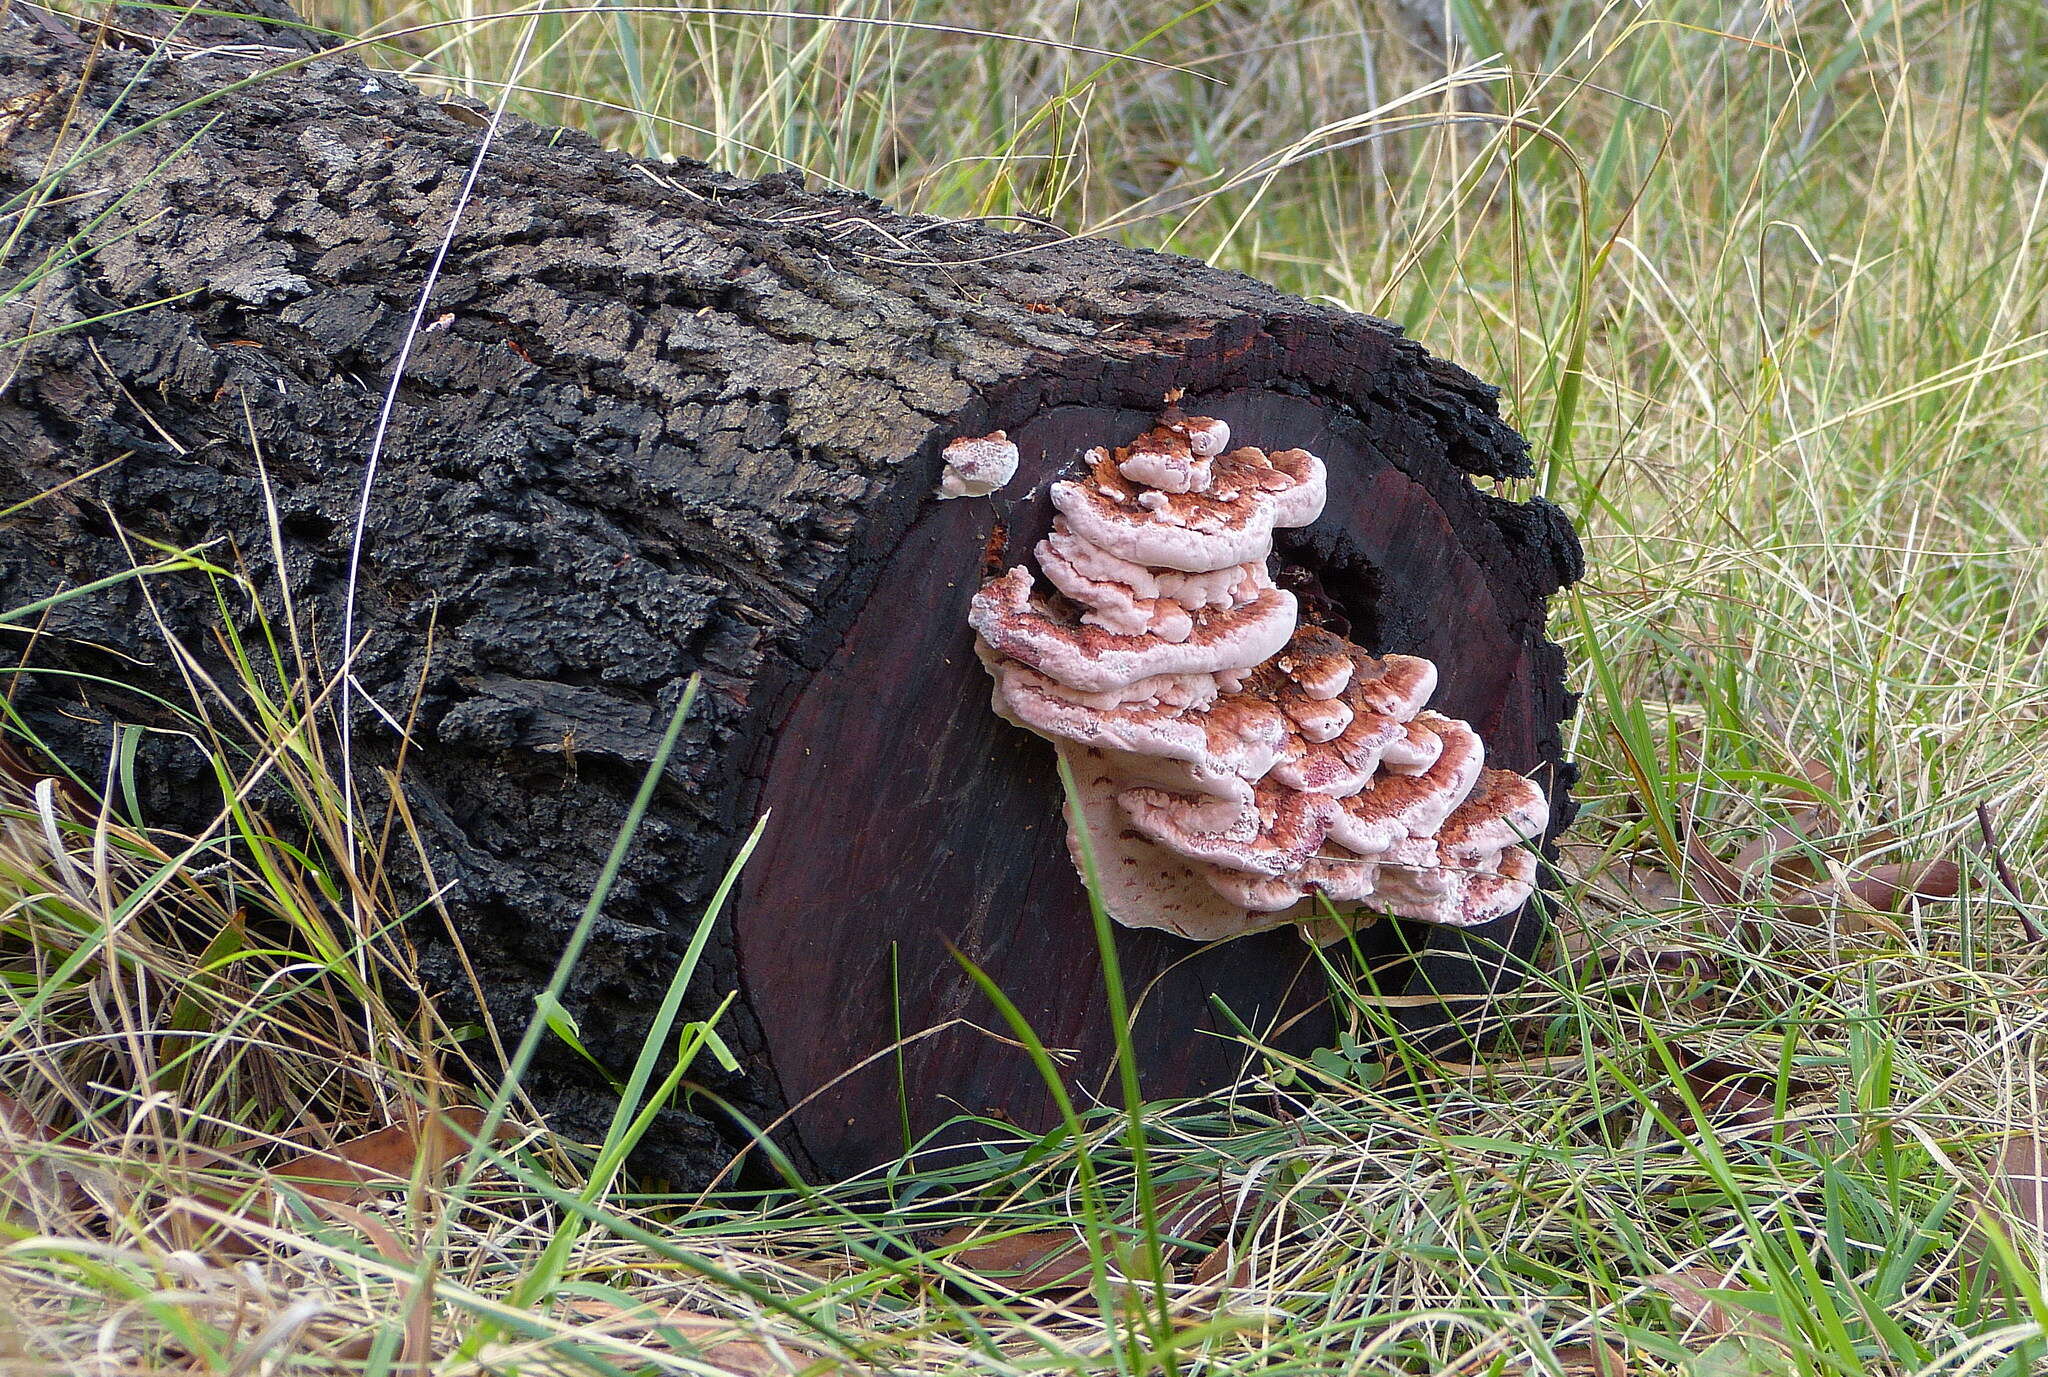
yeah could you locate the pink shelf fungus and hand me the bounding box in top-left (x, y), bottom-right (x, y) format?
top-left (967, 409), bottom-right (1549, 942)
top-left (938, 431), bottom-right (1021, 499)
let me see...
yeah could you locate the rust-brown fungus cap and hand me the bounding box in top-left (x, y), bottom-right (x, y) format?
top-left (1370, 769), bottom-right (1550, 927)
top-left (1115, 412), bottom-right (1232, 493)
top-left (969, 566), bottom-right (1299, 695)
top-left (1323, 713), bottom-right (1486, 857)
top-left (1036, 518), bottom-right (1268, 643)
top-left (1196, 846), bottom-right (1380, 914)
top-left (1120, 780), bottom-right (1339, 878)
top-left (1438, 768), bottom-right (1549, 866)
top-left (1052, 445), bottom-right (1326, 572)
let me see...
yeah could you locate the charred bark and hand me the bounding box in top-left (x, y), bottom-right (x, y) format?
top-left (0, 10), bottom-right (1580, 1184)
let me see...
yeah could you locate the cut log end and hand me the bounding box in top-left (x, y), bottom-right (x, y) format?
top-left (745, 390), bottom-right (1576, 1178)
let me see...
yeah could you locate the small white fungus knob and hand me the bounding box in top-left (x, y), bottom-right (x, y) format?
top-left (938, 431), bottom-right (1020, 499)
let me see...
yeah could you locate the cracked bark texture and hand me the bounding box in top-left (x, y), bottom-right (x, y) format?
top-left (0, 11), bottom-right (1581, 1183)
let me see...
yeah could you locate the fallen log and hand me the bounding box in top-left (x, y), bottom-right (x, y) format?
top-left (0, 7), bottom-right (1580, 1184)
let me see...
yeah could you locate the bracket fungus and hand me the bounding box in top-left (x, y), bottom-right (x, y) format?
top-left (939, 431), bottom-right (1021, 499)
top-left (968, 410), bottom-right (1550, 942)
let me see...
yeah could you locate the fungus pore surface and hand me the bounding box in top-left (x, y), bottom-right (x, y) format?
top-left (967, 409), bottom-right (1550, 942)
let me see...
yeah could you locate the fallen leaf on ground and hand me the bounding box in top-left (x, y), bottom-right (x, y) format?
top-left (1555, 923), bottom-right (1721, 987)
top-left (1731, 805), bottom-right (1833, 881)
top-left (1559, 843), bottom-right (1682, 910)
top-left (1549, 1338), bottom-right (1629, 1376)
top-left (1992, 1132), bottom-right (2048, 1238)
top-left (1190, 1243), bottom-right (1253, 1290)
top-left (98, 1109), bottom-right (513, 1259)
top-left (1664, 1048), bottom-right (1819, 1140)
top-left (931, 1227), bottom-right (1093, 1290)
top-left (1788, 757), bottom-right (1837, 800)
top-left (0, 1090), bottom-right (84, 1217)
top-left (268, 1107), bottom-right (497, 1204)
top-left (1776, 859), bottom-right (1961, 927)
top-left (300, 1194), bottom-right (417, 1264)
top-left (1648, 1268), bottom-right (1781, 1341)
top-left (930, 1177), bottom-right (1240, 1294)
top-left (1681, 822), bottom-right (1749, 908)
top-left (560, 1297), bottom-right (822, 1375)
top-left (1550, 844), bottom-right (1725, 985)
top-left (1959, 1130), bottom-right (2048, 1298)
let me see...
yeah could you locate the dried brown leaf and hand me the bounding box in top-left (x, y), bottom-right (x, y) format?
top-left (401, 1258), bottom-right (437, 1370)
top-left (559, 1297), bottom-right (813, 1375)
top-left (1559, 843), bottom-right (1681, 909)
top-left (1648, 1270), bottom-right (1738, 1335)
top-left (1777, 859), bottom-right (1961, 927)
top-left (0, 1090), bottom-right (78, 1217)
top-left (1994, 1132), bottom-right (2048, 1238)
top-left (269, 1107), bottom-right (493, 1205)
top-left (1191, 1242), bottom-right (1256, 1291)
top-left (1681, 824), bottom-right (1748, 908)
top-left (931, 1178), bottom-right (1237, 1293)
top-left (1955, 1131), bottom-right (2048, 1300)
top-left (1550, 1339), bottom-right (1630, 1377)
top-left (1789, 758), bottom-right (1837, 801)
top-left (179, 1108), bottom-right (506, 1260)
top-left (1554, 922), bottom-right (1721, 986)
top-left (0, 1093), bottom-right (54, 1144)
top-left (301, 1195), bottom-right (416, 1265)
top-left (1151, 1177), bottom-right (1235, 1243)
top-left (1648, 1268), bottom-right (1780, 1341)
top-left (1618, 862), bottom-right (1682, 906)
top-left (1665, 1049), bottom-right (1818, 1140)
top-left (1731, 806), bottom-right (1831, 881)
top-left (1553, 842), bottom-right (1734, 982)
top-left (1603, 730), bottom-right (1734, 919)
top-left (931, 1227), bottom-right (1092, 1290)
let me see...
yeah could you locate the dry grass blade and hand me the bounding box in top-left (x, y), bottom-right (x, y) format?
top-left (221, 1297), bottom-right (328, 1377)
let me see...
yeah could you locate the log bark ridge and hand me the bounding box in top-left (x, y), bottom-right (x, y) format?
top-left (0, 11), bottom-right (1581, 1183)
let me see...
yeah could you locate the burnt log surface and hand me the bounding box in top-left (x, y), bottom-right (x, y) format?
top-left (0, 10), bottom-right (1581, 1185)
